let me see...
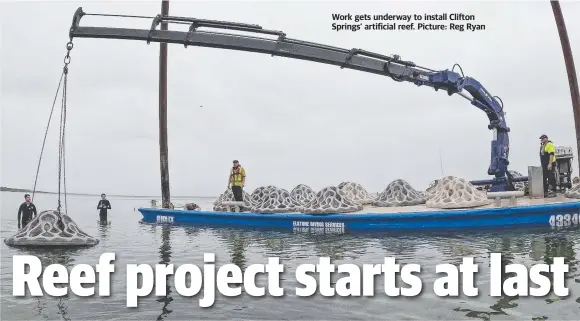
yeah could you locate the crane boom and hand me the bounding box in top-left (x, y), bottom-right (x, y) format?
top-left (67, 7), bottom-right (513, 191)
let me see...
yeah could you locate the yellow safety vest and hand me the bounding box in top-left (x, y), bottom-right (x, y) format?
top-left (230, 166), bottom-right (246, 186)
top-left (540, 141), bottom-right (557, 165)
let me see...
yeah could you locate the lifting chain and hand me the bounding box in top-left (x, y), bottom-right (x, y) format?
top-left (57, 38), bottom-right (74, 213)
top-left (57, 40), bottom-right (73, 216)
top-left (31, 39), bottom-right (73, 223)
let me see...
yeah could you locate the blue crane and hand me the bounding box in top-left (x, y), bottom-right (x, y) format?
top-left (66, 7), bottom-right (523, 192)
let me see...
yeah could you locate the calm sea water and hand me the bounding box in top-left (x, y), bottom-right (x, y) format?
top-left (1, 191), bottom-right (579, 320)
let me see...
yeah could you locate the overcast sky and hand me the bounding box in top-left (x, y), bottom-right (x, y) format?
top-left (1, 0), bottom-right (580, 197)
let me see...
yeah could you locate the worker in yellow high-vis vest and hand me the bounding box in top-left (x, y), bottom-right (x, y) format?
top-left (539, 134), bottom-right (557, 197)
top-left (228, 160), bottom-right (246, 202)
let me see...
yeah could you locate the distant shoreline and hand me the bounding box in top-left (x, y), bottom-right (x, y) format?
top-left (0, 187), bottom-right (215, 199)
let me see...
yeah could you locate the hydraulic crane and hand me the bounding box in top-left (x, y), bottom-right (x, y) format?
top-left (66, 7), bottom-right (524, 192)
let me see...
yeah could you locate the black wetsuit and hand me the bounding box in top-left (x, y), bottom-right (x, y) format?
top-left (97, 200), bottom-right (111, 221)
top-left (18, 202), bottom-right (37, 229)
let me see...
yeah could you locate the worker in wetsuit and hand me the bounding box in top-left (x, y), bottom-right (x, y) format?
top-left (228, 160), bottom-right (246, 202)
top-left (18, 194), bottom-right (37, 229)
top-left (539, 134), bottom-right (558, 197)
top-left (97, 193), bottom-right (112, 222)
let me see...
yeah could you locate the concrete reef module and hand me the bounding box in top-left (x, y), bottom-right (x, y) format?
top-left (4, 210), bottom-right (99, 247)
top-left (214, 176), bottom-right (499, 214)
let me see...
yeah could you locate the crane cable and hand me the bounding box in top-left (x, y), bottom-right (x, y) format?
top-left (58, 60), bottom-right (69, 216)
top-left (31, 72), bottom-right (64, 202)
top-left (31, 40), bottom-right (73, 222)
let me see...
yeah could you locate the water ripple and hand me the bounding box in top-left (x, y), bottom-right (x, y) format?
top-left (1, 193), bottom-right (579, 320)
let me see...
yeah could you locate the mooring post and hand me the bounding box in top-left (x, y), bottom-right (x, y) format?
top-left (551, 0), bottom-right (580, 174)
top-left (159, 0), bottom-right (171, 209)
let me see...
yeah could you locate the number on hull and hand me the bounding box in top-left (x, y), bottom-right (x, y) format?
top-left (549, 213), bottom-right (579, 227)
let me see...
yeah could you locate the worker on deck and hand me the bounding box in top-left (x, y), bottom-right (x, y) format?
top-left (228, 160), bottom-right (246, 202)
top-left (17, 194), bottom-right (37, 229)
top-left (97, 193), bottom-right (112, 222)
top-left (539, 134), bottom-right (558, 197)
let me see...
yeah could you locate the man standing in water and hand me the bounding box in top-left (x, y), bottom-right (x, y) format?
top-left (97, 193), bottom-right (112, 222)
top-left (18, 194), bottom-right (37, 229)
top-left (228, 160), bottom-right (246, 202)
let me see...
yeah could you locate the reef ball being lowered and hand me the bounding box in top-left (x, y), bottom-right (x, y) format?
top-left (290, 184), bottom-right (316, 205)
top-left (251, 187), bottom-right (302, 214)
top-left (339, 182), bottom-right (375, 205)
top-left (426, 176), bottom-right (492, 209)
top-left (4, 210), bottom-right (99, 247)
top-left (373, 179), bottom-right (426, 207)
top-left (301, 186), bottom-right (363, 214)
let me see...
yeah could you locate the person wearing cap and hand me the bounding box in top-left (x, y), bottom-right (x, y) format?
top-left (539, 134), bottom-right (557, 197)
top-left (228, 160), bottom-right (246, 202)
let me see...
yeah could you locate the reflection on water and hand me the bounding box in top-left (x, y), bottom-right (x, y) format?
top-left (19, 248), bottom-right (81, 321)
top-left (544, 235), bottom-right (578, 275)
top-left (157, 225), bottom-right (173, 321)
top-left (32, 298), bottom-right (48, 321)
top-left (452, 231), bottom-right (579, 321)
top-left (453, 240), bottom-right (518, 321)
top-left (216, 229), bottom-right (248, 270)
top-left (206, 225), bottom-right (580, 321)
top-left (97, 221), bottom-right (111, 241)
top-left (2, 194), bottom-right (580, 321)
